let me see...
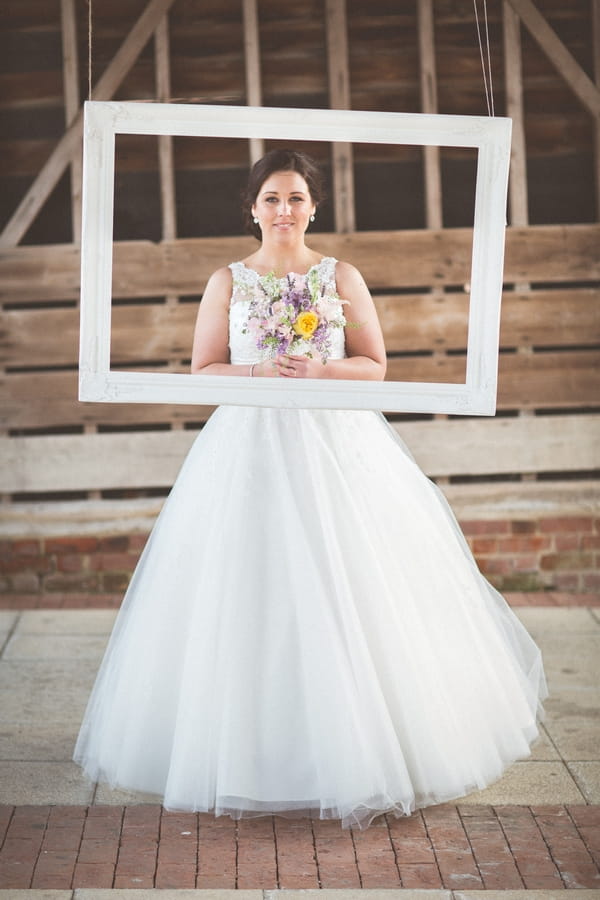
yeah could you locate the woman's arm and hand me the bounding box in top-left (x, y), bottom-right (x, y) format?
top-left (191, 267), bottom-right (277, 377)
top-left (190, 267), bottom-right (233, 375)
top-left (276, 261), bottom-right (387, 381)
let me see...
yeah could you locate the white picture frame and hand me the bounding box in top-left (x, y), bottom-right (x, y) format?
top-left (79, 100), bottom-right (511, 415)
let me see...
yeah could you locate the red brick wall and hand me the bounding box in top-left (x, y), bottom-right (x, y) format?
top-left (461, 516), bottom-right (600, 594)
top-left (1, 516), bottom-right (598, 605)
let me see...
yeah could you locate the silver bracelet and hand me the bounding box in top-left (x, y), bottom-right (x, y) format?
top-left (249, 363), bottom-right (255, 377)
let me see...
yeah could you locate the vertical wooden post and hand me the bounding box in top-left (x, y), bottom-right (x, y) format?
top-left (592, 0), bottom-right (600, 220)
top-left (61, 0), bottom-right (98, 494)
top-left (60, 0), bottom-right (83, 242)
top-left (417, 0), bottom-right (442, 229)
top-left (242, 0), bottom-right (264, 165)
top-left (417, 0), bottom-right (447, 438)
top-left (325, 0), bottom-right (355, 233)
top-left (502, 1), bottom-right (528, 227)
top-left (155, 13), bottom-right (184, 425)
top-left (503, 1), bottom-right (535, 442)
top-left (154, 14), bottom-right (177, 241)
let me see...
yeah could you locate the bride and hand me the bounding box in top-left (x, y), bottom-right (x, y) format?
top-left (74, 148), bottom-right (547, 829)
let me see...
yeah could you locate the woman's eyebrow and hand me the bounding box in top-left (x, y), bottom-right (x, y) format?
top-left (260, 189), bottom-right (307, 196)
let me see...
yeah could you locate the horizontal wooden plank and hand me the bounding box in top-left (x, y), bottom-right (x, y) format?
top-left (2, 287), bottom-right (597, 367)
top-left (384, 349), bottom-right (600, 409)
top-left (2, 479), bottom-right (597, 539)
top-left (498, 288), bottom-right (600, 348)
top-left (1, 413), bottom-right (598, 493)
top-left (8, 134), bottom-right (495, 177)
top-left (1, 225), bottom-right (599, 304)
top-left (0, 367), bottom-right (214, 430)
top-left (494, 349), bottom-right (600, 410)
top-left (1, 349), bottom-right (598, 431)
top-left (379, 287), bottom-right (600, 351)
top-left (0, 241), bottom-right (83, 303)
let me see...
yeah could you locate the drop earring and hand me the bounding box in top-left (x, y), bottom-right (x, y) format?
top-left (310, 214), bottom-right (315, 222)
top-left (253, 217), bottom-right (259, 224)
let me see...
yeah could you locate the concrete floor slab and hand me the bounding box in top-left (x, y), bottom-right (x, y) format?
top-left (536, 632), bottom-right (600, 690)
top-left (458, 759), bottom-right (585, 805)
top-left (266, 893), bottom-right (449, 900)
top-left (0, 760), bottom-right (94, 804)
top-left (92, 781), bottom-right (163, 805)
top-left (544, 689), bottom-right (600, 760)
top-left (568, 760), bottom-right (600, 803)
top-left (0, 719), bottom-right (80, 761)
top-left (453, 893), bottom-right (600, 899)
top-left (3, 632), bottom-right (108, 661)
top-left (0, 606), bottom-right (597, 813)
top-left (0, 891), bottom-right (592, 900)
top-left (516, 606), bottom-right (600, 633)
top-left (0, 893), bottom-right (73, 900)
top-left (529, 723), bottom-right (561, 760)
top-left (16, 609), bottom-right (117, 635)
top-left (0, 660), bottom-right (96, 722)
top-left (75, 892), bottom-right (263, 900)
top-left (0, 610), bottom-right (18, 639)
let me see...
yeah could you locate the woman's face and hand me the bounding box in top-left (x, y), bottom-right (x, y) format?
top-left (251, 170), bottom-right (316, 239)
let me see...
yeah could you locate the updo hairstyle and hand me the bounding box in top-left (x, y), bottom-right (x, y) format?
top-left (242, 149), bottom-right (325, 240)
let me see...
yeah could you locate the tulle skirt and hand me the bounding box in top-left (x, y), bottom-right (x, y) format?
top-left (74, 407), bottom-right (547, 828)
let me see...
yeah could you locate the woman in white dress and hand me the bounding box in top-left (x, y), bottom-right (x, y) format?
top-left (74, 149), bottom-right (547, 829)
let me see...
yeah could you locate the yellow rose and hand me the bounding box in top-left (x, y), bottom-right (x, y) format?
top-left (293, 310), bottom-right (319, 338)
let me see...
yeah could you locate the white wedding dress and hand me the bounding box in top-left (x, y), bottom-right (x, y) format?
top-left (74, 256), bottom-right (547, 828)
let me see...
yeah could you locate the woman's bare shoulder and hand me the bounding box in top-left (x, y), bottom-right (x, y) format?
top-left (333, 259), bottom-right (369, 290)
top-left (202, 265), bottom-right (233, 301)
top-left (206, 265), bottom-right (233, 288)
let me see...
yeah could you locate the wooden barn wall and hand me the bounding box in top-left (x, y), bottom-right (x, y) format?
top-left (0, 0), bottom-right (599, 509)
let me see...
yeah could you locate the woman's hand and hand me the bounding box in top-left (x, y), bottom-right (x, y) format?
top-left (251, 359), bottom-right (280, 378)
top-left (273, 354), bottom-right (327, 379)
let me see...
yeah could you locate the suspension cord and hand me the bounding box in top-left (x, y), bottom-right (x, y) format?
top-left (473, 0), bottom-right (495, 116)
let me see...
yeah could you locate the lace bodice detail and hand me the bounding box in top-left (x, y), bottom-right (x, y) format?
top-left (228, 256), bottom-right (346, 365)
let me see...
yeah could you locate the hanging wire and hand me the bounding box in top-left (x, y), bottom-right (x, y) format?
top-left (473, 0), bottom-right (495, 116)
top-left (87, 0), bottom-right (92, 100)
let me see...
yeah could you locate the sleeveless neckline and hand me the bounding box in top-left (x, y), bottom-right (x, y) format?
top-left (235, 257), bottom-right (335, 281)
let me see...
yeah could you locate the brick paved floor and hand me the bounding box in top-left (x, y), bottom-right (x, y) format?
top-left (0, 804), bottom-right (598, 891)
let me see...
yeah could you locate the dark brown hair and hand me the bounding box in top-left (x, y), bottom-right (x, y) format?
top-left (242, 149), bottom-right (325, 240)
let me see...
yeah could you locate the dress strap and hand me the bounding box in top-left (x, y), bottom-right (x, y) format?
top-left (317, 256), bottom-right (338, 294)
top-left (228, 261), bottom-right (257, 305)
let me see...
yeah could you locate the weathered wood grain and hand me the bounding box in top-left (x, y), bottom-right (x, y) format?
top-left (2, 348), bottom-right (598, 432)
top-left (1, 225), bottom-right (599, 303)
top-left (1, 368), bottom-right (214, 430)
top-left (506, 0), bottom-right (600, 117)
top-left (2, 413), bottom-right (597, 493)
top-left (2, 288), bottom-right (598, 368)
top-left (0, 0), bottom-right (179, 248)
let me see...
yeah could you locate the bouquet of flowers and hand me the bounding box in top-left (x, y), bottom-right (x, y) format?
top-left (243, 268), bottom-right (347, 363)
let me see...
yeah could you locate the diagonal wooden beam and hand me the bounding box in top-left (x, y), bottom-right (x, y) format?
top-left (0, 0), bottom-right (178, 249)
top-left (505, 0), bottom-right (600, 118)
